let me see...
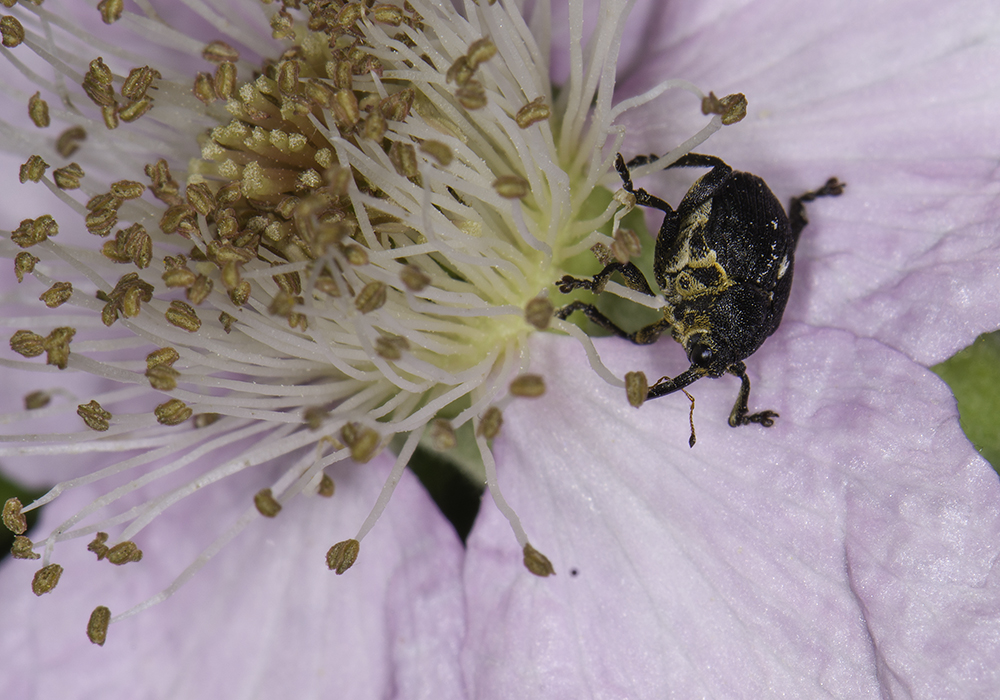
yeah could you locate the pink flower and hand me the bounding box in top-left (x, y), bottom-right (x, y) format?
top-left (1, 1), bottom-right (998, 698)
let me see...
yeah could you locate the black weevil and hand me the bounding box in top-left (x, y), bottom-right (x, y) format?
top-left (556, 152), bottom-right (844, 431)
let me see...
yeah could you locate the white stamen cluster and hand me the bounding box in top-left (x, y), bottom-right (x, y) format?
top-left (1, 0), bottom-right (732, 639)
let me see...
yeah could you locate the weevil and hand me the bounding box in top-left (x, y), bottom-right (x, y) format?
top-left (556, 152), bottom-right (843, 431)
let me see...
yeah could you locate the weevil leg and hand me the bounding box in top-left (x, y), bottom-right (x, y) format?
top-left (622, 152), bottom-right (733, 210)
top-left (615, 153), bottom-right (674, 213)
top-left (727, 361), bottom-right (779, 427)
top-left (626, 152), bottom-right (730, 172)
top-left (554, 301), bottom-right (671, 345)
top-left (557, 260), bottom-right (656, 296)
top-left (789, 177), bottom-right (845, 242)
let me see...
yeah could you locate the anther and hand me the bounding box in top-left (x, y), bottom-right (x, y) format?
top-left (254, 488), bottom-right (283, 517)
top-left (43, 327), bottom-right (75, 369)
top-left (11, 536), bottom-right (40, 560)
top-left (202, 40), bottom-right (239, 64)
top-left (524, 297), bottom-right (554, 330)
top-left (362, 110), bottom-right (387, 140)
top-left (88, 532), bottom-right (110, 560)
top-left (121, 66), bottom-right (159, 101)
top-left (56, 127), bottom-right (87, 157)
top-left (477, 406), bottom-right (503, 439)
top-left (340, 423), bottom-right (381, 463)
top-left (419, 140), bottom-right (453, 166)
top-left (430, 419), bottom-right (457, 451)
top-left (39, 281), bottom-right (73, 308)
top-left (522, 543), bottom-right (555, 577)
top-left (214, 62), bottom-right (237, 100)
top-left (1, 14), bottom-right (24, 47)
top-left (2, 497), bottom-right (27, 534)
top-left (354, 281), bottom-right (387, 313)
top-left (19, 155), bottom-right (49, 183)
top-left (106, 541), bottom-right (143, 565)
top-left (32, 563), bottom-right (64, 595)
top-left (146, 364), bottom-right (180, 391)
top-left (455, 80), bottom-right (487, 110)
top-left (317, 473), bottom-right (336, 498)
top-left (97, 0), bottom-right (124, 24)
top-left (332, 89), bottom-right (361, 127)
top-left (509, 374), bottom-right (545, 397)
top-left (701, 91), bottom-right (747, 125)
top-left (110, 180), bottom-right (146, 200)
top-left (87, 606), bottom-right (111, 646)
top-left (165, 300), bottom-right (202, 332)
top-left (374, 335), bottom-right (409, 360)
top-left (82, 58), bottom-right (116, 107)
top-left (610, 228), bottom-right (641, 263)
top-left (53, 163), bottom-right (85, 189)
top-left (119, 97), bottom-right (153, 122)
top-left (371, 3), bottom-right (404, 26)
top-left (14, 252), bottom-right (40, 282)
top-left (155, 399), bottom-right (193, 425)
top-left (466, 37), bottom-right (498, 70)
top-left (389, 141), bottom-right (418, 178)
top-left (193, 73), bottom-right (215, 103)
top-left (24, 390), bottom-right (50, 410)
top-left (400, 264), bottom-right (430, 291)
top-left (625, 371), bottom-right (648, 408)
top-left (379, 89), bottom-right (414, 121)
top-left (492, 174), bottom-right (529, 199)
top-left (28, 92), bottom-right (50, 128)
top-left (326, 539), bottom-right (360, 574)
top-left (9, 330), bottom-right (45, 358)
top-left (78, 400), bottom-right (112, 431)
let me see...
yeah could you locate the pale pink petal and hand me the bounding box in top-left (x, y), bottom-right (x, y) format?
top-left (0, 455), bottom-right (466, 699)
top-left (464, 332), bottom-right (1000, 697)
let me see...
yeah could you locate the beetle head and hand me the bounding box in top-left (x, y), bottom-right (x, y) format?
top-left (685, 332), bottom-right (732, 378)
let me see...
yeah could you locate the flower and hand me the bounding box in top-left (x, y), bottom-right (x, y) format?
top-left (2, 0), bottom-right (1000, 698)
top-left (0, 0), bottom-right (727, 691)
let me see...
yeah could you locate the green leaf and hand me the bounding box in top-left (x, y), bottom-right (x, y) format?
top-left (932, 330), bottom-right (1000, 471)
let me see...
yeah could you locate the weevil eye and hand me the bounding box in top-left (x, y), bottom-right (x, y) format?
top-left (690, 340), bottom-right (714, 367)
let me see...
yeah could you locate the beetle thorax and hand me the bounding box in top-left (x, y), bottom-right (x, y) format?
top-left (655, 198), bottom-right (736, 350)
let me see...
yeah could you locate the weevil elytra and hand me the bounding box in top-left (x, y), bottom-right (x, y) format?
top-left (557, 152), bottom-right (844, 432)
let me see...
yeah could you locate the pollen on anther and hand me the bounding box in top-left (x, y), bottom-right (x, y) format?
top-left (24, 390), bottom-right (50, 410)
top-left (32, 563), bottom-right (64, 595)
top-left (11, 536), bottom-right (40, 560)
top-left (2, 497), bottom-right (27, 535)
top-left (326, 539), bottom-right (360, 574)
top-left (1, 15), bottom-right (24, 47)
top-left (477, 406), bottom-right (503, 439)
top-left (317, 474), bottom-right (336, 498)
top-left (155, 399), bottom-right (193, 426)
top-left (106, 541), bottom-right (143, 565)
top-left (77, 400), bottom-right (112, 431)
top-left (515, 97), bottom-right (551, 129)
top-left (19, 155), bottom-right (49, 183)
top-left (88, 532), bottom-right (110, 560)
top-left (493, 174), bottom-right (529, 199)
top-left (87, 606), bottom-right (111, 646)
top-left (430, 419), bottom-right (457, 451)
top-left (254, 488), bottom-right (283, 518)
top-left (525, 297), bottom-right (554, 330)
top-left (28, 92), bottom-right (50, 128)
top-left (510, 374), bottom-right (545, 398)
top-left (523, 543), bottom-right (555, 577)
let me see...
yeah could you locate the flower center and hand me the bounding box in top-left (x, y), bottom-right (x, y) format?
top-left (1, 0), bottom-right (738, 641)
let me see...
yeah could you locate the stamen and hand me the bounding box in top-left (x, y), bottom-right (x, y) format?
top-left (1, 0), bottom-right (732, 629)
